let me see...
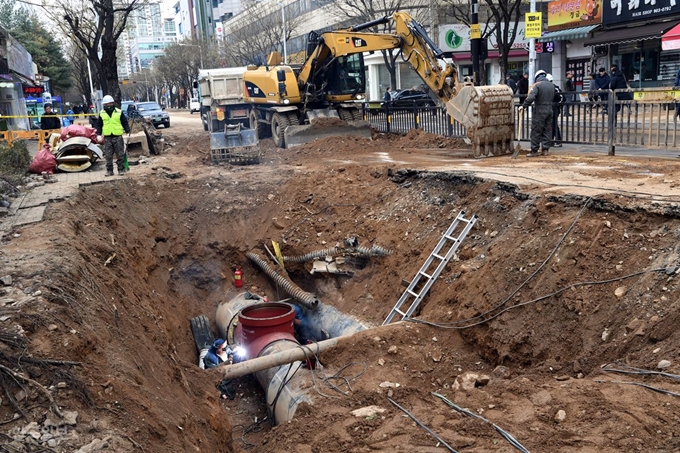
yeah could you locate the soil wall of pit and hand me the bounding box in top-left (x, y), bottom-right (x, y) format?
top-left (2, 160), bottom-right (680, 452)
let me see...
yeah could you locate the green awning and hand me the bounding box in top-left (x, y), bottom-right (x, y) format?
top-left (536, 25), bottom-right (600, 42)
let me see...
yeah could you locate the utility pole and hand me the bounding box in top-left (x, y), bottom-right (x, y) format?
top-left (470, 0), bottom-right (481, 85)
top-left (528, 0), bottom-right (537, 84)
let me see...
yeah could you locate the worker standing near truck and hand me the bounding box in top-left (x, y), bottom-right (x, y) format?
top-left (94, 95), bottom-right (130, 176)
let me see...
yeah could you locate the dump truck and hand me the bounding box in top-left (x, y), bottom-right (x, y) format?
top-left (196, 67), bottom-right (250, 133)
top-left (196, 68), bottom-right (261, 164)
top-left (243, 12), bottom-right (515, 156)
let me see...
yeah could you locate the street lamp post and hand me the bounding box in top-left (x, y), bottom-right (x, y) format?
top-left (276, 1), bottom-right (287, 64)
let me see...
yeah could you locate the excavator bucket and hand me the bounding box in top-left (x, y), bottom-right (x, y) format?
top-left (447, 84), bottom-right (515, 158)
top-left (284, 109), bottom-right (373, 148)
top-left (210, 124), bottom-right (261, 165)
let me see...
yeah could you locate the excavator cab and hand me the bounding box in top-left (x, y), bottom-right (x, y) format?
top-left (324, 55), bottom-right (365, 101)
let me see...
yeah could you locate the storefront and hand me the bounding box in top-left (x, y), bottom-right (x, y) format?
top-left (585, 0), bottom-right (680, 88)
top-left (439, 23), bottom-right (530, 85)
top-left (0, 26), bottom-right (34, 130)
top-left (537, 0), bottom-right (603, 90)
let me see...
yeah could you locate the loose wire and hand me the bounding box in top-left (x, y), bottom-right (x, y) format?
top-left (433, 393), bottom-right (530, 453)
top-left (387, 397), bottom-right (459, 453)
top-left (594, 379), bottom-right (680, 397)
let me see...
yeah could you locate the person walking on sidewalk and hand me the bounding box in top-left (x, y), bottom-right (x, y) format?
top-left (595, 68), bottom-right (610, 114)
top-left (517, 72), bottom-right (529, 104)
top-left (94, 95), bottom-right (130, 177)
top-left (564, 71), bottom-right (574, 116)
top-left (546, 74), bottom-right (564, 147)
top-left (519, 70), bottom-right (554, 157)
top-left (40, 103), bottom-right (62, 130)
top-left (609, 64), bottom-right (632, 116)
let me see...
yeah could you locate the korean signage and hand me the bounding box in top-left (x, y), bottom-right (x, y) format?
top-left (525, 12), bottom-right (543, 38)
top-left (439, 23), bottom-right (531, 53)
top-left (7, 35), bottom-right (34, 80)
top-left (603, 0), bottom-right (680, 25)
top-left (547, 0), bottom-right (602, 31)
top-left (23, 86), bottom-right (44, 96)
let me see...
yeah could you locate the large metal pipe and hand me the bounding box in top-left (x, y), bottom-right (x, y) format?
top-left (215, 294), bottom-right (367, 424)
top-left (246, 252), bottom-right (319, 309)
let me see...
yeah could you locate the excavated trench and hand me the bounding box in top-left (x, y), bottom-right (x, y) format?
top-left (4, 157), bottom-right (680, 452)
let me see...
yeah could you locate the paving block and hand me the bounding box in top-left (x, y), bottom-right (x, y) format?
top-left (13, 206), bottom-right (47, 226)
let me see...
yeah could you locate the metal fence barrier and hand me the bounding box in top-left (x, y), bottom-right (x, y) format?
top-left (365, 88), bottom-right (680, 154)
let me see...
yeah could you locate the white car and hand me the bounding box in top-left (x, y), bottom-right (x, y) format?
top-left (189, 98), bottom-right (200, 114)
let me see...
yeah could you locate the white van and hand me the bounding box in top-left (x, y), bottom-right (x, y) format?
top-left (189, 98), bottom-right (200, 114)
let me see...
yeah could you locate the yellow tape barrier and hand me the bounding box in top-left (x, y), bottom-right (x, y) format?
top-left (0, 113), bottom-right (98, 119)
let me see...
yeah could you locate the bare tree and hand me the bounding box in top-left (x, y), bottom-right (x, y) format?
top-left (154, 44), bottom-right (204, 108)
top-left (44, 0), bottom-right (143, 103)
top-left (65, 41), bottom-right (96, 107)
top-left (332, 0), bottom-right (431, 90)
top-left (223, 0), bottom-right (303, 66)
top-left (443, 0), bottom-right (523, 83)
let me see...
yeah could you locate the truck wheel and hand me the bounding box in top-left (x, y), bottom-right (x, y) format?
top-left (249, 109), bottom-right (270, 139)
top-left (286, 112), bottom-right (300, 126)
top-left (271, 113), bottom-right (289, 148)
top-left (338, 107), bottom-right (363, 122)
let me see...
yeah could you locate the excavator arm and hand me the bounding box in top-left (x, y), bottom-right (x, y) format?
top-left (281, 12), bottom-right (514, 155)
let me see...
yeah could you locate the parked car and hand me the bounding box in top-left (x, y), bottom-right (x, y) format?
top-left (126, 101), bottom-right (170, 128)
top-left (121, 101), bottom-right (136, 118)
top-left (189, 98), bottom-right (200, 114)
top-left (390, 90), bottom-right (436, 109)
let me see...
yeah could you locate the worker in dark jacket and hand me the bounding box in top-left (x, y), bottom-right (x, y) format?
top-left (519, 70), bottom-right (554, 157)
top-left (595, 68), bottom-right (611, 114)
top-left (609, 64), bottom-right (632, 115)
top-left (203, 338), bottom-right (227, 369)
top-left (40, 103), bottom-right (62, 130)
top-left (94, 95), bottom-right (130, 176)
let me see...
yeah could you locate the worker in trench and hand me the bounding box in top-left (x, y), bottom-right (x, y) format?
top-left (203, 338), bottom-right (229, 369)
top-left (292, 304), bottom-right (329, 345)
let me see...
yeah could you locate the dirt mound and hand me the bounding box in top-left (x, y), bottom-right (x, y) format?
top-left (2, 123), bottom-right (680, 452)
top-left (309, 117), bottom-right (347, 127)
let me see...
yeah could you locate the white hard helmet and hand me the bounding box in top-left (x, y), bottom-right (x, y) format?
top-left (534, 70), bottom-right (546, 81)
top-left (546, 73), bottom-right (554, 82)
top-left (102, 95), bottom-right (115, 105)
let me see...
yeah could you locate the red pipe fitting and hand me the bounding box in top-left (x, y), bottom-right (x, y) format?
top-left (234, 303), bottom-right (298, 360)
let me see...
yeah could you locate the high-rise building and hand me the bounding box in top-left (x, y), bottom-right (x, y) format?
top-left (118, 0), bottom-right (178, 75)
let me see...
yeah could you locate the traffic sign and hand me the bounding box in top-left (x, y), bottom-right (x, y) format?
top-left (525, 12), bottom-right (543, 38)
top-left (470, 24), bottom-right (481, 39)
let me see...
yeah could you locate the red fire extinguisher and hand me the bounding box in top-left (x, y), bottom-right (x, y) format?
top-left (234, 267), bottom-right (243, 288)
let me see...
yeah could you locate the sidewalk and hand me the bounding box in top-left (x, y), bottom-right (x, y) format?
top-left (0, 161), bottom-right (110, 233)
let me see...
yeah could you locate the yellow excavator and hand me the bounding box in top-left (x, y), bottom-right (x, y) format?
top-left (243, 12), bottom-right (514, 156)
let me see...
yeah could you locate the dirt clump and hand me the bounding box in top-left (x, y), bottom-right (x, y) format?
top-left (1, 123), bottom-right (680, 452)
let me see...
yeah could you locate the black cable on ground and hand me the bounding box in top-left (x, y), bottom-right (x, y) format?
top-left (232, 416), bottom-right (269, 449)
top-left (409, 267), bottom-right (668, 330)
top-left (267, 361), bottom-right (303, 425)
top-left (594, 379), bottom-right (680, 397)
top-left (432, 393), bottom-right (530, 453)
top-left (602, 361), bottom-right (680, 381)
top-left (425, 196), bottom-right (591, 328)
top-left (387, 397), bottom-right (459, 453)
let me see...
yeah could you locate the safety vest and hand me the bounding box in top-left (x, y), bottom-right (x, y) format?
top-left (100, 109), bottom-right (124, 136)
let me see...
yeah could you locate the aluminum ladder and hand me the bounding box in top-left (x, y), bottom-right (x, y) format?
top-left (383, 210), bottom-right (477, 325)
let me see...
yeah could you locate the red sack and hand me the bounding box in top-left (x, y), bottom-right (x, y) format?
top-left (60, 124), bottom-right (98, 142)
top-left (28, 144), bottom-right (57, 174)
